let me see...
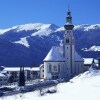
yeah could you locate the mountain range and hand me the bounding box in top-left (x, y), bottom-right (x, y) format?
top-left (0, 23), bottom-right (100, 67)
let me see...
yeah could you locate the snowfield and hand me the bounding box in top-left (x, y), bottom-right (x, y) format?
top-left (82, 46), bottom-right (100, 51)
top-left (1, 69), bottom-right (100, 100)
top-left (13, 37), bottom-right (30, 48)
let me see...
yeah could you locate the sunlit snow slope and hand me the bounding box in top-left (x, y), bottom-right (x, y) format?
top-left (1, 69), bottom-right (100, 100)
top-left (0, 23), bottom-right (100, 66)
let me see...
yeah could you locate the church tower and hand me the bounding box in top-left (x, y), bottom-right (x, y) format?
top-left (63, 7), bottom-right (75, 77)
top-left (43, 5), bottom-right (84, 80)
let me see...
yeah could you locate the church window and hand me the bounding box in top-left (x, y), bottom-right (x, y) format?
top-left (48, 64), bottom-right (51, 73)
top-left (63, 64), bottom-right (66, 72)
top-left (66, 38), bottom-right (69, 43)
top-left (69, 31), bottom-right (71, 33)
top-left (53, 65), bottom-right (58, 72)
top-left (58, 63), bottom-right (60, 72)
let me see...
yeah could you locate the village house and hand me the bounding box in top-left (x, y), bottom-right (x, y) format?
top-left (0, 67), bottom-right (40, 83)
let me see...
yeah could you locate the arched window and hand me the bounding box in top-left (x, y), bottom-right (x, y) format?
top-left (48, 64), bottom-right (51, 73)
top-left (53, 65), bottom-right (58, 72)
top-left (63, 64), bottom-right (66, 72)
top-left (66, 38), bottom-right (69, 43)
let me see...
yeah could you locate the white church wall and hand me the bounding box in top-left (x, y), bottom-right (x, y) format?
top-left (44, 61), bottom-right (65, 79)
top-left (75, 61), bottom-right (84, 75)
top-left (72, 45), bottom-right (75, 75)
top-left (40, 64), bottom-right (44, 79)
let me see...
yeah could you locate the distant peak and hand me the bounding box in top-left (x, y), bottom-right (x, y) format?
top-left (74, 24), bottom-right (100, 31)
top-left (8, 23), bottom-right (59, 32)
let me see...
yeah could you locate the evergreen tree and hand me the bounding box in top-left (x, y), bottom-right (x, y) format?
top-left (18, 66), bottom-right (25, 86)
top-left (98, 58), bottom-right (100, 68)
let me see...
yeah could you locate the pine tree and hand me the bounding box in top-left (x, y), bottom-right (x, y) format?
top-left (18, 66), bottom-right (25, 86)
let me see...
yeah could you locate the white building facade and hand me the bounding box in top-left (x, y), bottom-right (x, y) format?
top-left (0, 73), bottom-right (8, 85)
top-left (2, 67), bottom-right (40, 82)
top-left (43, 8), bottom-right (84, 80)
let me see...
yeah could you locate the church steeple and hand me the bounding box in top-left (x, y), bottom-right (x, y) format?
top-left (67, 8), bottom-right (72, 24)
top-left (64, 6), bottom-right (74, 30)
top-left (63, 5), bottom-right (75, 77)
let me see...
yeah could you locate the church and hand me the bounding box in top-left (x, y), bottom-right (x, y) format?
top-left (43, 8), bottom-right (84, 80)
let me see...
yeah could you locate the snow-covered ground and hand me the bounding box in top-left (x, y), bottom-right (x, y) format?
top-left (1, 69), bottom-right (100, 100)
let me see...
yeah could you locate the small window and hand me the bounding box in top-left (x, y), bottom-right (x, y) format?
top-left (48, 64), bottom-right (51, 73)
top-left (66, 38), bottom-right (69, 43)
top-left (58, 64), bottom-right (60, 72)
top-left (53, 66), bottom-right (58, 72)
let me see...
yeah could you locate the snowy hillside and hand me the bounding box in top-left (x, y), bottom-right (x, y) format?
top-left (74, 24), bottom-right (100, 31)
top-left (82, 46), bottom-right (100, 51)
top-left (1, 69), bottom-right (100, 100)
top-left (0, 23), bottom-right (59, 35)
top-left (13, 37), bottom-right (30, 48)
top-left (0, 23), bottom-right (100, 66)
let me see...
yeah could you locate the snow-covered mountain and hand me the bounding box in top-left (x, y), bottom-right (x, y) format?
top-left (0, 23), bottom-right (100, 66)
top-left (82, 46), bottom-right (100, 51)
top-left (1, 69), bottom-right (100, 100)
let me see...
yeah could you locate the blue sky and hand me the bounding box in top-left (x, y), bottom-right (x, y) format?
top-left (0, 0), bottom-right (99, 29)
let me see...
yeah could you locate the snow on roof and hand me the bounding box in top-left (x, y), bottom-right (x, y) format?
top-left (4, 68), bottom-right (20, 71)
top-left (4, 67), bottom-right (40, 71)
top-left (94, 59), bottom-right (98, 64)
top-left (83, 58), bottom-right (93, 65)
top-left (44, 46), bottom-right (65, 62)
top-left (75, 51), bottom-right (84, 62)
top-left (29, 67), bottom-right (40, 71)
top-left (44, 46), bottom-right (83, 62)
top-left (84, 58), bottom-right (98, 65)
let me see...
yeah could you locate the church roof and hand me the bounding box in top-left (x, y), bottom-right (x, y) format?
top-left (44, 46), bottom-right (65, 62)
top-left (44, 46), bottom-right (83, 62)
top-left (75, 51), bottom-right (84, 62)
top-left (84, 58), bottom-right (93, 65)
top-left (83, 58), bottom-right (98, 65)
